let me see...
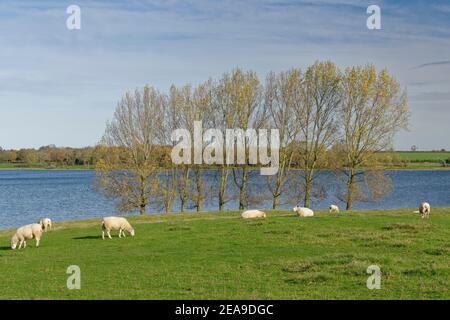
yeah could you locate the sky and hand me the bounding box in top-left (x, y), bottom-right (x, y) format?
top-left (0, 0), bottom-right (449, 150)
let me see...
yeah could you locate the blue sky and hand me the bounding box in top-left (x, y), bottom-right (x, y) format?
top-left (0, 0), bottom-right (449, 150)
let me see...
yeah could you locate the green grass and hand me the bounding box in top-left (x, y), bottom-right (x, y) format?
top-left (0, 208), bottom-right (449, 299)
top-left (394, 151), bottom-right (450, 161)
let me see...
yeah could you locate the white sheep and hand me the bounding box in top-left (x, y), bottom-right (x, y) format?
top-left (419, 202), bottom-right (431, 219)
top-left (11, 223), bottom-right (43, 250)
top-left (329, 204), bottom-right (340, 213)
top-left (39, 218), bottom-right (52, 232)
top-left (293, 206), bottom-right (314, 217)
top-left (101, 217), bottom-right (135, 240)
top-left (241, 210), bottom-right (266, 219)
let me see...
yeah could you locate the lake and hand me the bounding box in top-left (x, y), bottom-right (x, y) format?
top-left (0, 169), bottom-right (449, 229)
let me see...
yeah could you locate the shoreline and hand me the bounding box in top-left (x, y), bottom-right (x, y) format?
top-left (1, 207), bottom-right (449, 234)
top-left (1, 166), bottom-right (450, 172)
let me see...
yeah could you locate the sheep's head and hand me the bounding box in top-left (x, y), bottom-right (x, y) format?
top-left (11, 236), bottom-right (18, 250)
top-left (292, 206), bottom-right (298, 212)
top-left (130, 229), bottom-right (135, 237)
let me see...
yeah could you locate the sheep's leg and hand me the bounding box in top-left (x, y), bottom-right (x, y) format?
top-left (19, 240), bottom-right (23, 250)
top-left (102, 231), bottom-right (105, 240)
top-left (24, 241), bottom-right (27, 248)
top-left (122, 230), bottom-right (126, 238)
top-left (107, 230), bottom-right (112, 239)
top-left (119, 229), bottom-right (122, 238)
top-left (36, 238), bottom-right (40, 247)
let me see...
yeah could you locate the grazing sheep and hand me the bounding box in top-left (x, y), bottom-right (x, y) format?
top-left (101, 217), bottom-right (135, 240)
top-left (419, 202), bottom-right (431, 219)
top-left (329, 204), bottom-right (340, 213)
top-left (11, 224), bottom-right (43, 250)
top-left (39, 218), bottom-right (52, 232)
top-left (241, 210), bottom-right (266, 219)
top-left (293, 206), bottom-right (314, 217)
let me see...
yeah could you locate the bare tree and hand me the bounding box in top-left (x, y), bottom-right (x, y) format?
top-left (339, 65), bottom-right (409, 210)
top-left (295, 61), bottom-right (342, 208)
top-left (216, 68), bottom-right (264, 210)
top-left (157, 94), bottom-right (178, 213)
top-left (264, 69), bottom-right (301, 208)
top-left (169, 84), bottom-right (192, 212)
top-left (95, 86), bottom-right (165, 215)
top-left (191, 80), bottom-right (214, 211)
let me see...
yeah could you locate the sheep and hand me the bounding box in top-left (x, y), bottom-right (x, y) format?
top-left (240, 210), bottom-right (266, 219)
top-left (293, 206), bottom-right (314, 217)
top-left (419, 202), bottom-right (431, 219)
top-left (329, 204), bottom-right (340, 214)
top-left (39, 218), bottom-right (52, 232)
top-left (101, 217), bottom-right (135, 240)
top-left (11, 223), bottom-right (43, 250)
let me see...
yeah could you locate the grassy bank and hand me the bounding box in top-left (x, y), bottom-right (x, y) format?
top-left (384, 151), bottom-right (450, 169)
top-left (0, 208), bottom-right (449, 299)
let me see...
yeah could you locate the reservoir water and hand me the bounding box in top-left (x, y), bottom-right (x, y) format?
top-left (0, 169), bottom-right (449, 229)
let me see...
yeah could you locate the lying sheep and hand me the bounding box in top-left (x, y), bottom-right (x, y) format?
top-left (241, 210), bottom-right (266, 219)
top-left (101, 217), bottom-right (135, 240)
top-left (329, 204), bottom-right (340, 213)
top-left (419, 202), bottom-right (431, 219)
top-left (11, 223), bottom-right (43, 250)
top-left (39, 218), bottom-right (52, 232)
top-left (293, 206), bottom-right (314, 217)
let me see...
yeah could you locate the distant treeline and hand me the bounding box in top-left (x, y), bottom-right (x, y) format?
top-left (0, 145), bottom-right (98, 166)
top-left (1, 145), bottom-right (449, 168)
top-left (0, 145), bottom-right (400, 168)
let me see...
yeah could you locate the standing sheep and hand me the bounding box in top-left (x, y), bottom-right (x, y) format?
top-left (329, 205), bottom-right (340, 213)
top-left (293, 206), bottom-right (314, 217)
top-left (11, 224), bottom-right (43, 250)
top-left (241, 210), bottom-right (266, 219)
top-left (419, 202), bottom-right (431, 219)
top-left (39, 218), bottom-right (52, 232)
top-left (101, 217), bottom-right (135, 240)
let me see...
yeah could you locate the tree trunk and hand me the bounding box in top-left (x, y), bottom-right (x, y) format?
top-left (164, 168), bottom-right (175, 213)
top-left (139, 175), bottom-right (146, 215)
top-left (272, 194), bottom-right (279, 209)
top-left (179, 167), bottom-right (190, 212)
top-left (196, 169), bottom-right (202, 212)
top-left (218, 168), bottom-right (229, 211)
top-left (346, 169), bottom-right (356, 210)
top-left (239, 169), bottom-right (248, 210)
top-left (304, 175), bottom-right (311, 208)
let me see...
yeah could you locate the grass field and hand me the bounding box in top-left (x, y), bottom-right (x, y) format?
top-left (395, 151), bottom-right (450, 161)
top-left (0, 209), bottom-right (449, 300)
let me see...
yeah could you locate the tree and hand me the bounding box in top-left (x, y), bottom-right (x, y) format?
top-left (169, 84), bottom-right (193, 212)
top-left (339, 65), bottom-right (409, 210)
top-left (295, 61), bottom-right (342, 207)
top-left (264, 69), bottom-right (301, 208)
top-left (219, 68), bottom-right (264, 210)
top-left (95, 86), bottom-right (165, 215)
